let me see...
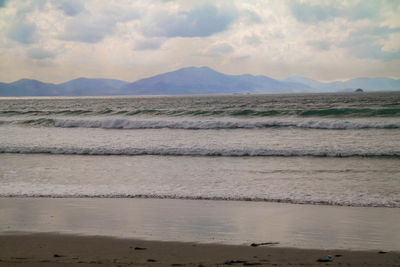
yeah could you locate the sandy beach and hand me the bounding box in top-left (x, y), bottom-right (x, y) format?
top-left (1, 232), bottom-right (399, 266)
top-left (1, 198), bottom-right (400, 266)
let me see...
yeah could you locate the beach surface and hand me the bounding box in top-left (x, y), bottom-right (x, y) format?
top-left (2, 198), bottom-right (400, 251)
top-left (1, 198), bottom-right (400, 266)
top-left (1, 232), bottom-right (399, 267)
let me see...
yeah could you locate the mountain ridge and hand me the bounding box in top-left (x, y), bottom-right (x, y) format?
top-left (1, 66), bottom-right (399, 96)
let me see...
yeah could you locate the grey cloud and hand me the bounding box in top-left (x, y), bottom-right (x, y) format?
top-left (349, 43), bottom-right (400, 61)
top-left (135, 39), bottom-right (163, 50)
top-left (8, 22), bottom-right (36, 44)
top-left (57, 0), bottom-right (85, 16)
top-left (58, 3), bottom-right (139, 43)
top-left (289, 1), bottom-right (340, 23)
top-left (143, 5), bottom-right (237, 38)
top-left (289, 0), bottom-right (390, 24)
top-left (350, 0), bottom-right (380, 20)
top-left (241, 10), bottom-right (262, 25)
top-left (60, 17), bottom-right (116, 43)
top-left (0, 0), bottom-right (9, 8)
top-left (308, 40), bottom-right (331, 51)
top-left (340, 26), bottom-right (400, 60)
top-left (342, 26), bottom-right (400, 47)
top-left (15, 0), bottom-right (47, 16)
top-left (27, 48), bottom-right (57, 59)
top-left (206, 43), bottom-right (234, 56)
top-left (355, 26), bottom-right (400, 37)
top-left (243, 34), bottom-right (262, 46)
top-left (104, 7), bottom-right (139, 23)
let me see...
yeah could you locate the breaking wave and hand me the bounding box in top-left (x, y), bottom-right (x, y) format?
top-left (1, 118), bottom-right (400, 130)
top-left (1, 107), bottom-right (400, 117)
top-left (1, 146), bottom-right (399, 158)
top-left (1, 193), bottom-right (398, 208)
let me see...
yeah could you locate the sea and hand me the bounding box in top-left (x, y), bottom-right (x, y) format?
top-left (1, 92), bottom-right (400, 250)
top-left (0, 92), bottom-right (400, 208)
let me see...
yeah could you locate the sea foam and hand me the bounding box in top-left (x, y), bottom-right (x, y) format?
top-left (0, 146), bottom-right (399, 157)
top-left (2, 118), bottom-right (400, 130)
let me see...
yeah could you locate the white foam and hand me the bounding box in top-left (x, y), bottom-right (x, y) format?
top-left (52, 118), bottom-right (400, 129)
top-left (1, 184), bottom-right (399, 208)
top-left (1, 153), bottom-right (399, 208)
top-left (0, 146), bottom-right (399, 157)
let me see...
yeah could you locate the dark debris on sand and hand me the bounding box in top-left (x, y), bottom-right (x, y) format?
top-left (250, 242), bottom-right (279, 247)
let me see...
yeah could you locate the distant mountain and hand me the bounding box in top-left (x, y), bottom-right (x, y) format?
top-left (0, 78), bottom-right (129, 96)
top-left (9, 79), bottom-right (56, 96)
top-left (284, 76), bottom-right (327, 90)
top-left (57, 78), bottom-right (129, 95)
top-left (119, 66), bottom-right (311, 95)
top-left (284, 76), bottom-right (400, 92)
top-left (0, 82), bottom-right (22, 96)
top-left (1, 67), bottom-right (399, 96)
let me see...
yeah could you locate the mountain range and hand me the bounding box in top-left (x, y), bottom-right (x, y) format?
top-left (1, 66), bottom-right (399, 96)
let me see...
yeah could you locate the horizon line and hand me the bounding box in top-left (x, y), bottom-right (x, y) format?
top-left (3, 66), bottom-right (400, 85)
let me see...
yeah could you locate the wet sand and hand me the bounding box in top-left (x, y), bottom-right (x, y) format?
top-left (1, 232), bottom-right (399, 266)
top-left (1, 198), bottom-right (400, 251)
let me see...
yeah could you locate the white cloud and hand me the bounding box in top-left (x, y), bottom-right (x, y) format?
top-left (0, 0), bottom-right (399, 83)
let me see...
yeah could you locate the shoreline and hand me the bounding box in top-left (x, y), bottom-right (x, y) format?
top-left (1, 197), bottom-right (400, 252)
top-left (1, 195), bottom-right (399, 209)
top-left (1, 232), bottom-right (399, 266)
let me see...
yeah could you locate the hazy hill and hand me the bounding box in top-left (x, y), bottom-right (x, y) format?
top-left (0, 78), bottom-right (129, 96)
top-left (9, 79), bottom-right (56, 96)
top-left (119, 66), bottom-right (311, 95)
top-left (1, 67), bottom-right (399, 96)
top-left (57, 78), bottom-right (129, 95)
top-left (284, 76), bottom-right (400, 92)
top-left (0, 82), bottom-right (22, 96)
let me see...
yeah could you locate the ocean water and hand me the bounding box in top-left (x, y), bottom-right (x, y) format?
top-left (1, 92), bottom-right (400, 207)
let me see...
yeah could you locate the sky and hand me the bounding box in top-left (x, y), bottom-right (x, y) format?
top-left (0, 0), bottom-right (399, 83)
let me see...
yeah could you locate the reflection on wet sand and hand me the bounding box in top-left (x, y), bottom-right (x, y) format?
top-left (0, 198), bottom-right (399, 251)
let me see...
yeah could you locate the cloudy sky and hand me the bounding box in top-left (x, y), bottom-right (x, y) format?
top-left (0, 0), bottom-right (399, 83)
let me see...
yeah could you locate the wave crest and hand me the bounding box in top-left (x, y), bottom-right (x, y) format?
top-left (2, 118), bottom-right (400, 130)
top-left (0, 194), bottom-right (398, 208)
top-left (0, 146), bottom-right (399, 158)
top-left (1, 107), bottom-right (400, 117)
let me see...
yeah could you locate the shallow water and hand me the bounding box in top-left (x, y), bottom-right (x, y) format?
top-left (1, 198), bottom-right (399, 251)
top-left (1, 93), bottom-right (399, 250)
top-left (1, 154), bottom-right (399, 207)
top-left (1, 93), bottom-right (399, 207)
